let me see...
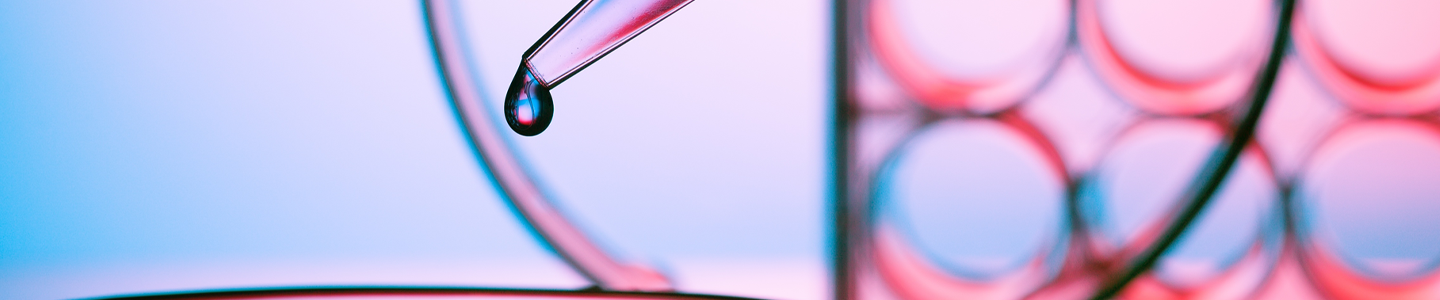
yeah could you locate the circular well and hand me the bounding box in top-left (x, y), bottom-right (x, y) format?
top-left (868, 0), bottom-right (1070, 113)
top-left (1082, 119), bottom-right (1278, 286)
top-left (879, 119), bottom-right (1067, 276)
top-left (1299, 119), bottom-right (1440, 279)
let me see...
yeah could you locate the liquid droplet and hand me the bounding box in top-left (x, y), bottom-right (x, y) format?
top-left (504, 64), bottom-right (554, 136)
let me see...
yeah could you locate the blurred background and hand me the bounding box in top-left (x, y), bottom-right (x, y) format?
top-left (1, 0), bottom-right (825, 299)
top-left (1, 0), bottom-right (1438, 299)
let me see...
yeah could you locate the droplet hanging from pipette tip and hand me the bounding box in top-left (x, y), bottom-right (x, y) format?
top-left (504, 64), bottom-right (554, 136)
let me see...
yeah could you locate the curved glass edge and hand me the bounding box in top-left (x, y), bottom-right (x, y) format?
top-left (420, 0), bottom-right (672, 292)
top-left (1084, 0), bottom-right (1296, 297)
top-left (85, 286), bottom-right (766, 300)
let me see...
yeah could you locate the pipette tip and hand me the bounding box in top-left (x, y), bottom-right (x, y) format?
top-left (504, 63), bottom-right (555, 136)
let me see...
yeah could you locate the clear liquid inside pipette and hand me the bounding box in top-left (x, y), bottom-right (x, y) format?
top-left (504, 0), bottom-right (694, 136)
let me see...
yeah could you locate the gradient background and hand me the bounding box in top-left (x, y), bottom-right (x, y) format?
top-left (1, 0), bottom-right (1437, 300)
top-left (1, 0), bottom-right (824, 299)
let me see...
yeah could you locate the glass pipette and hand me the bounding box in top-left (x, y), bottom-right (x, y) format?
top-left (504, 0), bottom-right (695, 136)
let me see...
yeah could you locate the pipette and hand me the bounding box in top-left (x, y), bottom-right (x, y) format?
top-left (505, 0), bottom-right (695, 136)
